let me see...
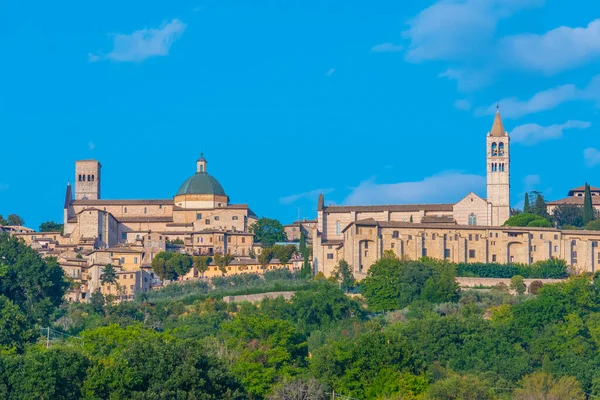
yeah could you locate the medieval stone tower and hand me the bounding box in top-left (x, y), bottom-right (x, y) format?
top-left (486, 111), bottom-right (510, 226)
top-left (75, 160), bottom-right (101, 200)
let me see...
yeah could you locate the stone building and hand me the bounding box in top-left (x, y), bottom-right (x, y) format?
top-left (63, 153), bottom-right (258, 254)
top-left (547, 185), bottom-right (600, 214)
top-left (313, 112), bottom-right (600, 277)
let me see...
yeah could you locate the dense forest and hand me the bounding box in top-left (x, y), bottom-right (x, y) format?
top-left (1, 234), bottom-right (599, 399)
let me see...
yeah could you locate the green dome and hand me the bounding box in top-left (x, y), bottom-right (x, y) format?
top-left (176, 172), bottom-right (226, 196)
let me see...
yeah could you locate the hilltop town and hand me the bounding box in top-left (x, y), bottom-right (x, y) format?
top-left (2, 111), bottom-right (600, 303)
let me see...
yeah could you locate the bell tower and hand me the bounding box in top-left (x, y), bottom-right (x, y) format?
top-left (486, 110), bottom-right (510, 225)
top-left (75, 160), bottom-right (101, 200)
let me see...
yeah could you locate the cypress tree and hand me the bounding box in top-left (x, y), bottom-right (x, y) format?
top-left (523, 193), bottom-right (531, 213)
top-left (583, 182), bottom-right (595, 225)
top-left (299, 229), bottom-right (306, 256)
top-left (533, 192), bottom-right (549, 219)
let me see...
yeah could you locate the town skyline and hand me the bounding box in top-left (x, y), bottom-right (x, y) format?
top-left (2, 1), bottom-right (600, 229)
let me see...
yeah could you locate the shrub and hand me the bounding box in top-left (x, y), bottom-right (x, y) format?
top-left (528, 280), bottom-right (543, 294)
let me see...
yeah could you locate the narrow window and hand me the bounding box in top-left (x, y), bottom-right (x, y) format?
top-left (242, 237), bottom-right (245, 243)
top-left (468, 213), bottom-right (477, 226)
top-left (492, 254), bottom-right (497, 262)
top-left (134, 257), bottom-right (138, 264)
top-left (491, 142), bottom-right (498, 156)
top-left (144, 207), bottom-right (147, 214)
top-left (336, 221), bottom-right (341, 236)
top-left (498, 142), bottom-right (505, 156)
top-left (124, 207), bottom-right (128, 214)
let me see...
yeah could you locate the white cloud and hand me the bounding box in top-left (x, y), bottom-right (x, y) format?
top-left (500, 19), bottom-right (600, 74)
top-left (476, 74), bottom-right (600, 119)
top-left (584, 148), bottom-right (600, 167)
top-left (403, 2), bottom-right (600, 91)
top-left (453, 99), bottom-right (472, 111)
top-left (90, 19), bottom-right (186, 63)
top-left (403, 0), bottom-right (543, 63)
top-left (371, 43), bottom-right (403, 53)
top-left (343, 172), bottom-right (485, 205)
top-left (511, 120), bottom-right (591, 145)
top-left (325, 68), bottom-right (335, 77)
top-left (476, 84), bottom-right (581, 119)
top-left (88, 141), bottom-right (96, 150)
top-left (280, 188), bottom-right (335, 205)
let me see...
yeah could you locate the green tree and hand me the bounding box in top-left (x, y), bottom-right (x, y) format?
top-left (192, 255), bottom-right (212, 279)
top-left (1, 346), bottom-right (89, 400)
top-left (585, 219), bottom-right (600, 230)
top-left (81, 325), bottom-right (246, 399)
top-left (0, 215), bottom-right (7, 225)
top-left (89, 291), bottom-right (105, 314)
top-left (425, 375), bottom-right (494, 400)
top-left (552, 204), bottom-right (584, 227)
top-left (361, 258), bottom-right (435, 311)
top-left (299, 229), bottom-right (307, 256)
top-left (504, 213), bottom-right (551, 227)
top-left (214, 253), bottom-right (234, 275)
top-left (6, 214), bottom-right (25, 226)
top-left (514, 372), bottom-right (585, 400)
top-left (531, 192), bottom-right (549, 219)
top-left (301, 255), bottom-right (311, 278)
top-left (272, 244), bottom-right (297, 265)
top-left (258, 248), bottom-right (273, 269)
top-left (250, 217), bottom-right (287, 247)
top-left (166, 253), bottom-right (193, 277)
top-left (332, 259), bottom-right (355, 292)
top-left (38, 221), bottom-right (64, 233)
top-left (421, 262), bottom-right (460, 303)
top-left (510, 275), bottom-right (526, 295)
top-left (584, 182), bottom-right (595, 225)
top-left (0, 235), bottom-right (67, 349)
top-left (100, 264), bottom-right (117, 286)
top-left (524, 192), bottom-right (531, 213)
top-left (151, 252), bottom-right (177, 281)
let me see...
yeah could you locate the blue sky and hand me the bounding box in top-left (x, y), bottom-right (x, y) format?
top-left (2, 0), bottom-right (600, 229)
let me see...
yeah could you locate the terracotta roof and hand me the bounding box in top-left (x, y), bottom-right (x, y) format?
top-left (490, 111), bottom-right (506, 137)
top-left (73, 199), bottom-right (173, 205)
top-left (567, 185), bottom-right (600, 196)
top-left (343, 220), bottom-right (563, 232)
top-left (323, 204), bottom-right (454, 213)
top-left (95, 247), bottom-right (144, 254)
top-left (421, 215), bottom-right (456, 224)
top-left (548, 196), bottom-right (600, 206)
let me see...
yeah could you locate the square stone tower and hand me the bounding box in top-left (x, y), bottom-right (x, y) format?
top-left (75, 160), bottom-right (101, 200)
top-left (486, 111), bottom-right (510, 225)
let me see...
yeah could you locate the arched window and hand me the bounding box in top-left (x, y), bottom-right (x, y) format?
top-left (200, 165), bottom-right (205, 172)
top-left (500, 163), bottom-right (504, 172)
top-left (498, 142), bottom-right (505, 156)
top-left (91, 175), bottom-right (94, 181)
top-left (468, 213), bottom-right (477, 226)
top-left (491, 142), bottom-right (498, 156)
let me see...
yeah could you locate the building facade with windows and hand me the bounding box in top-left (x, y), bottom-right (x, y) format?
top-left (312, 112), bottom-right (600, 277)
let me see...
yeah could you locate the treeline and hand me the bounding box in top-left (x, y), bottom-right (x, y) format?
top-left (455, 259), bottom-right (569, 279)
top-left (3, 233), bottom-right (600, 399)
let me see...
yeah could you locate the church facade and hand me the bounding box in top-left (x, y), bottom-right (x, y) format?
top-left (313, 112), bottom-right (600, 277)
